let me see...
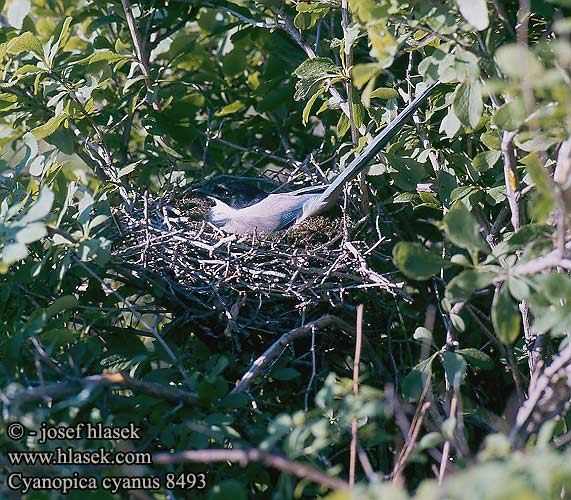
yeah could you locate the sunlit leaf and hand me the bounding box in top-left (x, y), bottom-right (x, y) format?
top-left (31, 114), bottom-right (68, 141)
top-left (20, 187), bottom-right (54, 224)
top-left (473, 150), bottom-right (501, 173)
top-left (453, 80), bottom-right (483, 129)
top-left (6, 0), bottom-right (31, 29)
top-left (6, 31), bottom-right (43, 57)
top-left (456, 0), bottom-right (489, 31)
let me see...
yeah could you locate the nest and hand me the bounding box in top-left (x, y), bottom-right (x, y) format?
top-left (111, 189), bottom-right (408, 341)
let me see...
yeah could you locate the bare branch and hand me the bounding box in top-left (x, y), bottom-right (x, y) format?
top-left (349, 304), bottom-right (364, 486)
top-left (232, 315), bottom-right (344, 394)
top-left (3, 372), bottom-right (197, 408)
top-left (153, 448), bottom-right (350, 491)
top-left (501, 130), bottom-right (523, 231)
top-left (510, 344), bottom-right (571, 447)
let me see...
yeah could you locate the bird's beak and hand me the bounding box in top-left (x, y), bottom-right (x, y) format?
top-left (191, 186), bottom-right (213, 196)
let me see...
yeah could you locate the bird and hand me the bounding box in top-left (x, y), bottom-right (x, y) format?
top-left (200, 82), bottom-right (439, 235)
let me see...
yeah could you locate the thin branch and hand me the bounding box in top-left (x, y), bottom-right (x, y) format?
top-left (510, 344), bottom-right (571, 447)
top-left (153, 448), bottom-right (349, 491)
top-left (501, 130), bottom-right (523, 231)
top-left (392, 401), bottom-right (430, 484)
top-left (232, 315), bottom-right (342, 394)
top-left (438, 389), bottom-right (459, 484)
top-left (172, 0), bottom-right (282, 29)
top-left (121, 0), bottom-right (153, 91)
top-left (499, 249), bottom-right (571, 278)
top-left (3, 372), bottom-right (197, 408)
top-left (349, 304), bottom-right (364, 486)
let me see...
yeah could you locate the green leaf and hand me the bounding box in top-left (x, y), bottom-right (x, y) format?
top-left (492, 101), bottom-right (526, 131)
top-left (542, 272), bottom-right (571, 303)
top-left (351, 63), bottom-right (382, 88)
top-left (456, 348), bottom-right (494, 370)
top-left (294, 58), bottom-right (343, 101)
top-left (473, 150), bottom-right (501, 173)
top-left (369, 87), bottom-right (399, 99)
top-left (440, 108), bottom-right (461, 138)
top-left (516, 133), bottom-right (558, 153)
top-left (413, 327), bottom-right (433, 343)
top-left (302, 88), bottom-right (324, 126)
top-left (46, 295), bottom-right (79, 317)
top-left (402, 369), bottom-right (427, 401)
top-left (381, 153), bottom-right (425, 191)
top-left (445, 270), bottom-right (495, 303)
top-left (15, 223), bottom-right (47, 244)
top-left (337, 113), bottom-right (350, 139)
top-left (15, 64), bottom-right (44, 76)
top-left (46, 129), bottom-right (75, 155)
top-left (456, 0), bottom-right (489, 31)
top-left (20, 187), bottom-right (54, 224)
top-left (525, 153), bottom-right (554, 223)
top-left (294, 11), bottom-right (316, 30)
top-left (402, 356), bottom-right (435, 401)
top-left (492, 284), bottom-right (521, 344)
top-left (215, 101), bottom-right (245, 117)
top-left (453, 80), bottom-right (483, 129)
top-left (352, 93), bottom-right (365, 128)
top-left (208, 479), bottom-right (247, 500)
top-left (349, 0), bottom-right (388, 23)
top-left (6, 32), bottom-right (43, 58)
top-left (296, 2), bottom-right (330, 13)
top-left (418, 432), bottom-right (444, 450)
top-left (443, 351), bottom-right (467, 387)
top-left (50, 16), bottom-right (73, 61)
top-left (481, 132), bottom-right (500, 150)
top-left (88, 50), bottom-right (129, 64)
top-left (443, 202), bottom-right (488, 253)
top-left (393, 242), bottom-right (453, 280)
top-left (2, 243), bottom-right (29, 265)
top-left (15, 132), bottom-right (38, 175)
top-left (271, 367), bottom-right (300, 381)
top-left (454, 48), bottom-right (480, 82)
top-left (118, 161), bottom-right (141, 178)
top-left (31, 113), bottom-right (67, 140)
top-left (294, 57), bottom-right (342, 80)
top-left (507, 277), bottom-right (530, 301)
top-left (6, 0), bottom-right (31, 29)
top-left (442, 416), bottom-right (457, 439)
top-left (496, 44), bottom-right (543, 80)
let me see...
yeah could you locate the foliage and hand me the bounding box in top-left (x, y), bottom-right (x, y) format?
top-left (1, 0), bottom-right (571, 499)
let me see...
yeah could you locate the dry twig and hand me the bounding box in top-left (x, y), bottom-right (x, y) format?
top-left (153, 448), bottom-right (349, 491)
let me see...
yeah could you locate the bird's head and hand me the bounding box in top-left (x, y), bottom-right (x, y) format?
top-left (193, 180), bottom-right (268, 209)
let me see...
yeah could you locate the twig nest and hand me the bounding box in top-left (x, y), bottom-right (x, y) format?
top-left (172, 195), bottom-right (213, 222)
top-left (112, 191), bottom-right (403, 338)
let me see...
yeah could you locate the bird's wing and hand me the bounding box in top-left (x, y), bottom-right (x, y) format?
top-left (283, 184), bottom-right (328, 196)
top-left (276, 205), bottom-right (305, 230)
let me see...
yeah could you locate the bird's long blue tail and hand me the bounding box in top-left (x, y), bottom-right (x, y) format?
top-left (316, 81), bottom-right (440, 209)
